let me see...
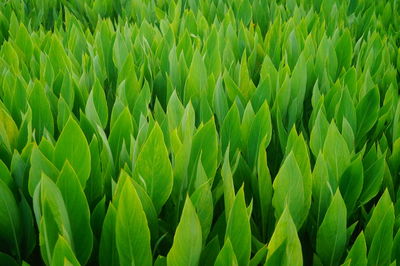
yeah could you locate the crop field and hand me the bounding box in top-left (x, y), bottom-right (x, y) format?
top-left (0, 0), bottom-right (399, 265)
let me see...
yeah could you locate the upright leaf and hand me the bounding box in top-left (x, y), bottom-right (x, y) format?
top-left (225, 187), bottom-right (251, 266)
top-left (135, 123), bottom-right (173, 213)
top-left (116, 179), bottom-right (152, 266)
top-left (54, 117), bottom-right (91, 188)
top-left (266, 207), bottom-right (302, 266)
top-left (316, 190), bottom-right (347, 266)
top-left (56, 162), bottom-right (93, 265)
top-left (0, 179), bottom-right (21, 259)
top-left (167, 197), bottom-right (202, 266)
top-left (272, 152), bottom-right (306, 229)
top-left (214, 239), bottom-right (238, 266)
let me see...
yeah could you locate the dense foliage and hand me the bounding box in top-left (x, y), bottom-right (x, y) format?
top-left (0, 0), bottom-right (399, 265)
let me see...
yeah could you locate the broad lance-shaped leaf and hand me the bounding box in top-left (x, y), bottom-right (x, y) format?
top-left (0, 179), bottom-right (21, 259)
top-left (54, 117), bottom-right (91, 188)
top-left (167, 91), bottom-right (184, 131)
top-left (167, 196), bottom-right (202, 266)
top-left (323, 122), bottom-right (350, 189)
top-left (272, 152), bottom-right (306, 229)
top-left (116, 178), bottom-right (152, 266)
top-left (28, 81), bottom-right (54, 140)
top-left (393, 229), bottom-right (400, 264)
top-left (36, 175), bottom-right (73, 265)
top-left (56, 162), bottom-right (93, 265)
top-left (284, 128), bottom-right (312, 227)
top-left (288, 53), bottom-right (307, 128)
top-left (85, 79), bottom-right (108, 129)
top-left (200, 236), bottom-right (220, 265)
top-left (191, 160), bottom-right (213, 242)
top-left (310, 109), bottom-right (329, 157)
top-left (108, 107), bottom-right (133, 165)
top-left (221, 102), bottom-right (241, 159)
top-left (184, 49), bottom-right (207, 108)
top-left (226, 187), bottom-right (251, 266)
top-left (28, 145), bottom-right (59, 196)
top-left (364, 190), bottom-right (394, 265)
top-left (99, 203), bottom-right (118, 266)
top-left (214, 239), bottom-right (238, 266)
top-left (265, 207), bottom-right (302, 266)
top-left (221, 147), bottom-right (235, 222)
top-left (257, 137), bottom-right (272, 238)
top-left (359, 145), bottom-right (385, 205)
top-left (188, 118), bottom-right (218, 180)
top-left (135, 122), bottom-right (173, 213)
top-left (356, 87), bottom-right (379, 141)
top-left (344, 232), bottom-right (367, 266)
top-left (247, 101), bottom-right (272, 169)
top-left (0, 103), bottom-right (19, 153)
top-left (339, 156), bottom-right (363, 215)
top-left (311, 153), bottom-right (332, 227)
top-left (51, 236), bottom-right (80, 266)
top-left (335, 29), bottom-right (353, 71)
top-left (316, 190), bottom-right (347, 266)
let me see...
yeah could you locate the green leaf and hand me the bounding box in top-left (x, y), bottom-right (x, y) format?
top-left (19, 193), bottom-right (36, 258)
top-left (116, 178), bottom-right (152, 266)
top-left (28, 146), bottom-right (59, 196)
top-left (54, 117), bottom-right (91, 188)
top-left (214, 239), bottom-right (238, 266)
top-left (167, 196), bottom-right (202, 266)
top-left (247, 101), bottom-right (272, 169)
top-left (311, 153), bottom-right (333, 227)
top-left (272, 152), bottom-right (306, 229)
top-left (238, 0), bottom-right (252, 25)
top-left (323, 122), bottom-right (350, 188)
top-left (221, 103), bottom-right (241, 159)
top-left (367, 208), bottom-right (394, 265)
top-left (51, 236), bottom-right (80, 266)
top-left (188, 118), bottom-right (218, 180)
top-left (257, 137), bottom-right (272, 239)
top-left (99, 202), bottom-right (118, 266)
top-left (108, 107), bottom-right (133, 165)
top-left (365, 190), bottom-right (394, 265)
top-left (356, 87), bottom-right (379, 140)
top-left (0, 252), bottom-right (19, 266)
top-left (113, 31), bottom-right (129, 70)
top-left (225, 187), bottom-right (251, 266)
top-left (28, 81), bottom-right (54, 141)
top-left (0, 103), bottom-right (19, 153)
top-left (130, 178), bottom-right (159, 245)
top-left (213, 77), bottom-right (228, 126)
top-left (339, 156), bottom-right (363, 214)
top-left (221, 147), bottom-right (236, 222)
top-left (15, 23), bottom-right (33, 60)
top-left (37, 175), bottom-right (73, 265)
top-left (289, 53), bottom-right (307, 127)
top-left (335, 29), bottom-right (353, 71)
top-left (250, 244), bottom-right (268, 266)
top-left (85, 79), bottom-right (108, 129)
top-left (359, 145), bottom-right (385, 205)
top-left (200, 236), bottom-right (220, 265)
top-left (167, 91), bottom-right (184, 131)
top-left (344, 232), bottom-right (367, 266)
top-left (316, 190), bottom-right (347, 266)
top-left (335, 88), bottom-right (356, 135)
top-left (191, 160), bottom-right (213, 241)
top-left (266, 207), bottom-right (302, 266)
top-left (56, 162), bottom-right (93, 265)
top-left (184, 50), bottom-right (207, 107)
top-left (135, 122), bottom-right (173, 213)
top-left (0, 179), bottom-right (21, 259)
